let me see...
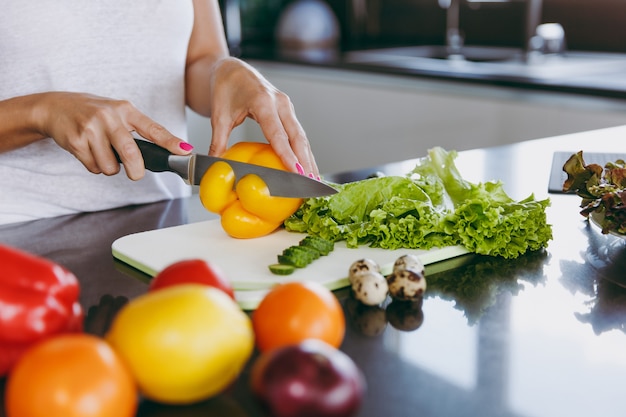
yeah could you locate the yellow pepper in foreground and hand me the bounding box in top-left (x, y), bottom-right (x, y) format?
top-left (199, 142), bottom-right (303, 239)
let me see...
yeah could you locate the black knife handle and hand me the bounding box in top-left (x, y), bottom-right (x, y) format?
top-left (113, 138), bottom-right (171, 172)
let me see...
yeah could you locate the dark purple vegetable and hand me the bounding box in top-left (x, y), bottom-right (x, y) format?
top-left (250, 339), bottom-right (366, 417)
top-left (562, 151), bottom-right (626, 235)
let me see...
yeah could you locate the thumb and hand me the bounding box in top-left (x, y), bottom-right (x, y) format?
top-left (209, 119), bottom-right (232, 157)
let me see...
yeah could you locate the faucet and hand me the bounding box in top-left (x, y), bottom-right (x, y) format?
top-left (438, 0), bottom-right (464, 58)
top-left (439, 0), bottom-right (545, 60)
top-left (524, 0), bottom-right (545, 55)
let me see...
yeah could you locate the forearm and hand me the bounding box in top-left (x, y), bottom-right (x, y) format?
top-left (185, 0), bottom-right (230, 117)
top-left (185, 54), bottom-right (225, 117)
top-left (0, 91), bottom-right (193, 179)
top-left (0, 94), bottom-right (48, 153)
top-left (186, 56), bottom-right (259, 117)
top-left (185, 0), bottom-right (318, 176)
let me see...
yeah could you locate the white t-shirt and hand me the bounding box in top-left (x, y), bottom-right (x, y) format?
top-left (0, 1), bottom-right (195, 225)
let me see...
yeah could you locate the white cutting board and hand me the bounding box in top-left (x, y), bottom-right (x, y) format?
top-left (112, 220), bottom-right (470, 310)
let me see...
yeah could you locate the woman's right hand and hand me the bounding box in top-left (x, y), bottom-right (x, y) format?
top-left (4, 92), bottom-right (193, 180)
top-left (36, 92), bottom-right (193, 180)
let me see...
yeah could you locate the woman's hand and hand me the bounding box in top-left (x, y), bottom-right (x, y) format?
top-left (185, 0), bottom-right (319, 178)
top-left (32, 92), bottom-right (193, 180)
top-left (207, 58), bottom-right (319, 178)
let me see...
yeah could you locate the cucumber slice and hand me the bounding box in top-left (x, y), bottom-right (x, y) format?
top-left (291, 245), bottom-right (321, 260)
top-left (270, 235), bottom-right (336, 273)
top-left (277, 254), bottom-right (304, 268)
top-left (269, 263), bottom-right (296, 275)
top-left (281, 246), bottom-right (316, 264)
top-left (299, 236), bottom-right (334, 255)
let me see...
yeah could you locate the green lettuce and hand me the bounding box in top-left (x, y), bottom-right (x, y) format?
top-left (285, 147), bottom-right (552, 259)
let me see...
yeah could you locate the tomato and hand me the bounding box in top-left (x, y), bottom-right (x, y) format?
top-left (106, 284), bottom-right (254, 404)
top-left (252, 281), bottom-right (345, 352)
top-left (149, 259), bottom-right (235, 300)
top-left (5, 334), bottom-right (137, 417)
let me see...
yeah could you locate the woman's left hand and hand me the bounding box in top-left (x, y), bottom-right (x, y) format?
top-left (207, 58), bottom-right (319, 178)
top-left (185, 0), bottom-right (319, 178)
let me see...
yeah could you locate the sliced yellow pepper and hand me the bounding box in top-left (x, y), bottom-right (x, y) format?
top-left (199, 142), bottom-right (303, 239)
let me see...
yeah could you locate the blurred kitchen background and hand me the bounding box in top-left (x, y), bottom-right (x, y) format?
top-left (187, 0), bottom-right (626, 176)
top-left (233, 0), bottom-right (625, 53)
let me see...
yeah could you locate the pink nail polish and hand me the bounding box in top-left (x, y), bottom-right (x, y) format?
top-left (317, 176), bottom-right (321, 181)
top-left (309, 173), bottom-right (315, 178)
top-left (179, 142), bottom-right (194, 152)
top-left (295, 162), bottom-right (305, 175)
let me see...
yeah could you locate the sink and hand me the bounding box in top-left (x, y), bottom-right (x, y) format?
top-left (344, 45), bottom-right (626, 81)
top-left (346, 45), bottom-right (524, 63)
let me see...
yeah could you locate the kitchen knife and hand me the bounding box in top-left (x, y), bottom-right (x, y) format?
top-left (121, 139), bottom-right (338, 198)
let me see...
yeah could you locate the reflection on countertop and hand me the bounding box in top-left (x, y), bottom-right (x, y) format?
top-left (561, 220), bottom-right (626, 336)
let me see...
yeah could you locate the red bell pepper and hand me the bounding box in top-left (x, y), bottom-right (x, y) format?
top-left (0, 244), bottom-right (83, 376)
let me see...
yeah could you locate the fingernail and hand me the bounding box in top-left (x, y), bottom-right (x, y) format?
top-left (317, 176), bottom-right (321, 181)
top-left (309, 173), bottom-right (315, 178)
top-left (295, 162), bottom-right (305, 175)
top-left (179, 142), bottom-right (194, 152)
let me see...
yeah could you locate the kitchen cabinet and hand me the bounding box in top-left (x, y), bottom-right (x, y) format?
top-left (187, 61), bottom-right (626, 174)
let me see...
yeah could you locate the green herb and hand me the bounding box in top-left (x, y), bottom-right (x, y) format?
top-left (285, 147), bottom-right (552, 259)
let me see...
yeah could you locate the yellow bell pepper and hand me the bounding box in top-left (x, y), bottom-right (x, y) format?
top-left (199, 142), bottom-right (303, 239)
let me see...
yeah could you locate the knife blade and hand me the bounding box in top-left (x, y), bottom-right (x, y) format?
top-left (126, 139), bottom-right (338, 198)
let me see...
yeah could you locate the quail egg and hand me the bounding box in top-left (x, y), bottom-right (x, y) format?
top-left (393, 254), bottom-right (424, 275)
top-left (387, 267), bottom-right (426, 302)
top-left (348, 258), bottom-right (381, 285)
top-left (351, 271), bottom-right (388, 306)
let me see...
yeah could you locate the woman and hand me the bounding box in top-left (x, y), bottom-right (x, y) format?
top-left (0, 0), bottom-right (318, 225)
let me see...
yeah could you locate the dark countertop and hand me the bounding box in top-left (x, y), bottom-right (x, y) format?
top-left (241, 44), bottom-right (626, 101)
top-left (2, 125), bottom-right (626, 416)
